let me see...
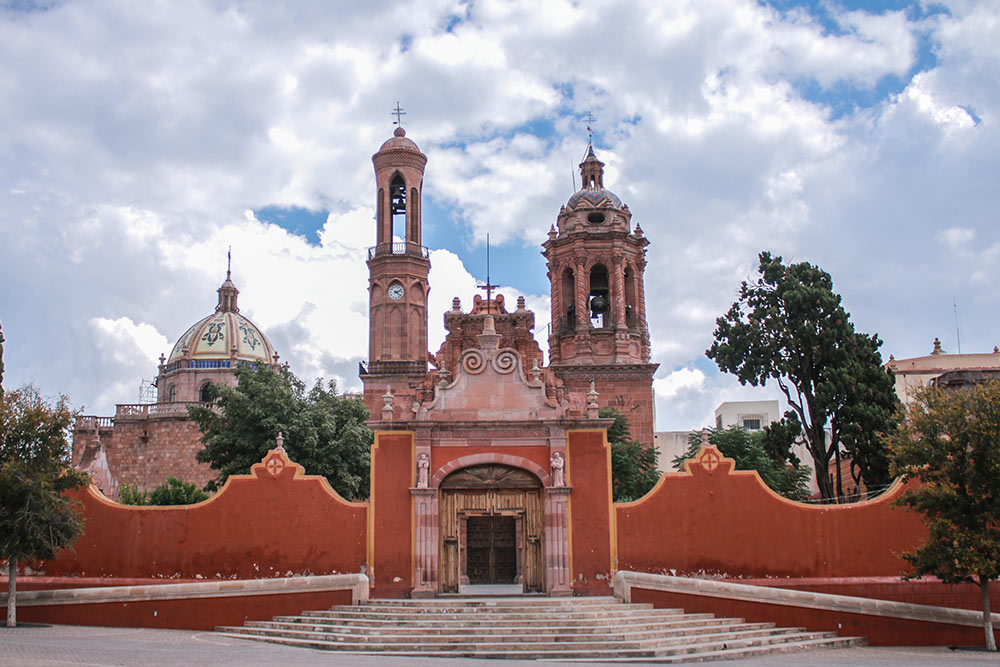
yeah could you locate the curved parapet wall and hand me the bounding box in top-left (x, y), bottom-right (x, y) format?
top-left (615, 444), bottom-right (927, 578)
top-left (43, 447), bottom-right (368, 579)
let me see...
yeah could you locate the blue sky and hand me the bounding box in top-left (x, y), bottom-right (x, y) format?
top-left (0, 0), bottom-right (997, 430)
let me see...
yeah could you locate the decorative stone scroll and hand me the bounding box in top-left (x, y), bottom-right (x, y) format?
top-left (492, 349), bottom-right (518, 374)
top-left (461, 349), bottom-right (486, 374)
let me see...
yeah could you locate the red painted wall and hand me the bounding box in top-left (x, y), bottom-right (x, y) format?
top-left (616, 447), bottom-right (927, 578)
top-left (41, 449), bottom-right (368, 579)
top-left (631, 587), bottom-right (997, 647)
top-left (567, 429), bottom-right (615, 595)
top-left (2, 589), bottom-right (353, 631)
top-left (369, 431), bottom-right (414, 597)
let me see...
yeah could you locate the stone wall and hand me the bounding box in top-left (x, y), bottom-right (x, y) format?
top-left (109, 412), bottom-right (214, 491)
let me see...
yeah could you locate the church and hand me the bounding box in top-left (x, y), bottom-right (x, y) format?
top-left (73, 125), bottom-right (659, 597)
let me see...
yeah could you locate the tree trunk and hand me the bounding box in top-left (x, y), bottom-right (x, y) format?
top-left (834, 447), bottom-right (844, 504)
top-left (6, 559), bottom-right (15, 628)
top-left (982, 576), bottom-right (996, 651)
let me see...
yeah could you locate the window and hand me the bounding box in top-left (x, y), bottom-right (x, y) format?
top-left (742, 418), bottom-right (762, 431)
top-left (199, 382), bottom-right (212, 403)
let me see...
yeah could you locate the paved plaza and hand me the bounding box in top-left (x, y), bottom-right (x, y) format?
top-left (1, 624), bottom-right (997, 666)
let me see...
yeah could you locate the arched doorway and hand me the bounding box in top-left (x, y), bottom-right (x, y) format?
top-left (439, 464), bottom-right (544, 593)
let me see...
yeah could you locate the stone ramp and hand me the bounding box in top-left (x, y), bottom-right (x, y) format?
top-left (215, 596), bottom-right (865, 662)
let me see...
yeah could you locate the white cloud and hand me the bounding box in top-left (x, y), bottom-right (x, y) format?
top-left (1, 0), bottom-right (998, 432)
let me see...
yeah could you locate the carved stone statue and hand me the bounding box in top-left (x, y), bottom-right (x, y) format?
top-left (416, 452), bottom-right (430, 489)
top-left (550, 451), bottom-right (565, 488)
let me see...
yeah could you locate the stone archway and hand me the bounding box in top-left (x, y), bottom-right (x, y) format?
top-left (438, 464), bottom-right (545, 594)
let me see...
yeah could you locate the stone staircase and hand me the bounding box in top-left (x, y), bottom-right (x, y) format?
top-left (215, 596), bottom-right (865, 662)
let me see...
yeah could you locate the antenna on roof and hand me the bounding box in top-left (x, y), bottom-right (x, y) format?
top-left (953, 298), bottom-right (962, 354)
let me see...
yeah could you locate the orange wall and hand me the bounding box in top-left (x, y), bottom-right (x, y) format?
top-left (42, 449), bottom-right (368, 579)
top-left (567, 429), bottom-right (615, 595)
top-left (615, 447), bottom-right (927, 578)
top-left (369, 431), bottom-right (414, 597)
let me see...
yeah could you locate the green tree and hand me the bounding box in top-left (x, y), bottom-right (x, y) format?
top-left (706, 251), bottom-right (899, 501)
top-left (890, 380), bottom-right (1000, 652)
top-left (118, 478), bottom-right (209, 506)
top-left (118, 482), bottom-right (149, 506)
top-left (190, 364), bottom-right (372, 500)
top-left (673, 426), bottom-right (812, 501)
top-left (0, 386), bottom-right (89, 627)
top-left (601, 407), bottom-right (661, 502)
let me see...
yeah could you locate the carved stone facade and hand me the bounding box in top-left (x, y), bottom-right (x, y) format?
top-left (361, 130), bottom-right (652, 596)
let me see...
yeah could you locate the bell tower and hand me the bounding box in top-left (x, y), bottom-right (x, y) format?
top-left (361, 126), bottom-right (431, 417)
top-left (542, 145), bottom-right (658, 446)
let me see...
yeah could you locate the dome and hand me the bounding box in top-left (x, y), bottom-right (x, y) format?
top-left (566, 186), bottom-right (623, 211)
top-left (377, 126), bottom-right (421, 153)
top-left (165, 274), bottom-right (275, 367)
top-left (166, 311), bottom-right (275, 366)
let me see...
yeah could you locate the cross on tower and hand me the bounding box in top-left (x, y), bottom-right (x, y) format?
top-left (585, 111), bottom-right (595, 144)
top-left (477, 233), bottom-right (500, 314)
top-left (391, 101), bottom-right (407, 126)
top-left (226, 245), bottom-right (232, 279)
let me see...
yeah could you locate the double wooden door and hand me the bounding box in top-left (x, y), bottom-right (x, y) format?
top-left (439, 464), bottom-right (544, 593)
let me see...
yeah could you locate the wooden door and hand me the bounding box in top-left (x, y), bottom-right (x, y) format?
top-left (439, 464), bottom-right (545, 593)
top-left (467, 516), bottom-right (516, 584)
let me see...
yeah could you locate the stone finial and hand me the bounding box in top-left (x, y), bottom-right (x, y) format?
top-left (438, 366), bottom-right (450, 387)
top-left (477, 314), bottom-right (501, 352)
top-left (634, 223), bottom-right (644, 237)
top-left (411, 400), bottom-right (420, 416)
top-left (586, 377), bottom-right (599, 418)
top-left (452, 297), bottom-right (462, 311)
top-left (701, 428), bottom-right (710, 447)
top-left (381, 385), bottom-right (394, 420)
top-left (530, 358), bottom-right (542, 383)
top-left (548, 225), bottom-right (558, 241)
top-left (931, 337), bottom-right (942, 355)
top-left (516, 295), bottom-right (526, 310)
top-left (273, 352), bottom-right (280, 364)
top-left (276, 431), bottom-right (285, 450)
top-left (995, 346), bottom-right (998, 354)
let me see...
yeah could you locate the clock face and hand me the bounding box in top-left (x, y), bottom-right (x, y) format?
top-left (387, 283), bottom-right (405, 300)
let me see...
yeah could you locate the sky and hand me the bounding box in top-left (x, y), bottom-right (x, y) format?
top-left (0, 0), bottom-right (997, 431)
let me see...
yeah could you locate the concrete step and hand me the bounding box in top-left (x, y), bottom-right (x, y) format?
top-left (295, 607), bottom-right (697, 622)
top-left (249, 616), bottom-right (767, 639)
top-left (224, 620), bottom-right (781, 646)
top-left (215, 596), bottom-right (867, 661)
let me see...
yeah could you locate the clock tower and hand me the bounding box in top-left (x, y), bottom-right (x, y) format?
top-left (361, 126), bottom-right (431, 416)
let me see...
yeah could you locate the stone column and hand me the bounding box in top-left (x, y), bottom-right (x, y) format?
top-left (545, 486), bottom-right (572, 596)
top-left (411, 487), bottom-right (439, 597)
top-left (612, 259), bottom-right (626, 328)
top-left (575, 257), bottom-right (588, 331)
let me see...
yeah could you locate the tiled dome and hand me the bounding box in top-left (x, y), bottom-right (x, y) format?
top-left (166, 275), bottom-right (275, 367)
top-left (566, 187), bottom-right (624, 211)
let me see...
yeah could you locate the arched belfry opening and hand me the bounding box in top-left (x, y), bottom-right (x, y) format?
top-left (389, 173), bottom-right (407, 243)
top-left (438, 464), bottom-right (544, 593)
top-left (589, 264), bottom-right (610, 328)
